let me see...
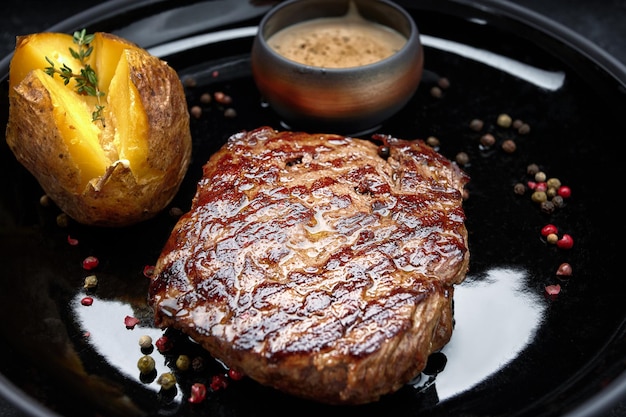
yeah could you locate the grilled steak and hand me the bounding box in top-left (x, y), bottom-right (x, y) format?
top-left (149, 126), bottom-right (470, 404)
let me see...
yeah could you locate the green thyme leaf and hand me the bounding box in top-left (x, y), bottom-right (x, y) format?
top-left (44, 29), bottom-right (105, 126)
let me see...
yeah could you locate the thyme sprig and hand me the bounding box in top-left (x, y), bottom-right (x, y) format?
top-left (44, 29), bottom-right (105, 125)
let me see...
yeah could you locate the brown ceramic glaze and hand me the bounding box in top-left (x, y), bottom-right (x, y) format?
top-left (251, 0), bottom-right (423, 134)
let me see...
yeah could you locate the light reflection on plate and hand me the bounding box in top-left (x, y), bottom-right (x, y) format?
top-left (71, 295), bottom-right (181, 403)
top-left (436, 267), bottom-right (545, 400)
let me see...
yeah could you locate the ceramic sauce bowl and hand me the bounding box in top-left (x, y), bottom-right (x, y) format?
top-left (251, 0), bottom-right (424, 134)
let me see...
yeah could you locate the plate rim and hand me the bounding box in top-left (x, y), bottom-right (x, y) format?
top-left (1, 1), bottom-right (626, 417)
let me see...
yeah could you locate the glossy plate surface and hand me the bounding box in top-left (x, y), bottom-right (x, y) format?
top-left (1, 1), bottom-right (626, 416)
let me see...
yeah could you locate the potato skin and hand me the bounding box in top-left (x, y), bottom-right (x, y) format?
top-left (5, 33), bottom-right (192, 227)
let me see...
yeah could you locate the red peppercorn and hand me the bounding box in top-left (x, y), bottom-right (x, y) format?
top-left (67, 235), bottom-right (79, 246)
top-left (541, 224), bottom-right (558, 237)
top-left (556, 234), bottom-right (574, 249)
top-left (228, 368), bottom-right (245, 381)
top-left (81, 296), bottom-right (94, 306)
top-left (82, 256), bottom-right (99, 270)
top-left (143, 265), bottom-right (155, 278)
top-left (527, 181), bottom-right (537, 190)
top-left (557, 186), bottom-right (571, 198)
top-left (156, 336), bottom-right (173, 353)
top-left (535, 182), bottom-right (547, 192)
top-left (210, 374), bottom-right (229, 391)
top-left (188, 383), bottom-right (207, 403)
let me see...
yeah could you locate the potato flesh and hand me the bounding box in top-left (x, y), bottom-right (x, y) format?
top-left (34, 70), bottom-right (109, 184)
top-left (107, 51), bottom-right (153, 180)
top-left (9, 32), bottom-right (154, 189)
top-left (9, 33), bottom-right (82, 92)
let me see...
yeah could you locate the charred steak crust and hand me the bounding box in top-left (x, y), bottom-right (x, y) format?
top-left (149, 126), bottom-right (470, 404)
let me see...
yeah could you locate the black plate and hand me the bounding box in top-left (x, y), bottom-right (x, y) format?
top-left (2, 1), bottom-right (626, 416)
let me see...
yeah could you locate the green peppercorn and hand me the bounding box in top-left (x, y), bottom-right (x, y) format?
top-left (546, 178), bottom-right (561, 189)
top-left (157, 372), bottom-right (177, 390)
top-left (176, 354), bottom-right (191, 371)
top-left (497, 113), bottom-right (512, 128)
top-left (531, 191), bottom-right (547, 203)
top-left (56, 213), bottom-right (69, 228)
top-left (137, 355), bottom-right (156, 374)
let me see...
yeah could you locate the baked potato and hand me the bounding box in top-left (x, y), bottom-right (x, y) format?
top-left (5, 30), bottom-right (192, 227)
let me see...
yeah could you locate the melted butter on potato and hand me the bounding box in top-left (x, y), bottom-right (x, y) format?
top-left (6, 32), bottom-right (192, 227)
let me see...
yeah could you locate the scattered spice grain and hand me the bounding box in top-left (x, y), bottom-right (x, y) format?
top-left (426, 136), bottom-right (440, 147)
top-left (83, 275), bottom-right (98, 289)
top-left (188, 383), bottom-right (207, 403)
top-left (190, 105), bottom-right (202, 119)
top-left (125, 316), bottom-right (140, 329)
top-left (496, 113), bottom-right (512, 128)
top-left (501, 139), bottom-right (516, 153)
top-left (556, 263), bottom-right (573, 277)
top-left (157, 372), bottom-right (177, 390)
top-left (137, 355), bottom-right (156, 374)
top-left (82, 256), bottom-right (99, 270)
top-left (469, 118), bottom-right (484, 131)
top-left (138, 335), bottom-right (153, 349)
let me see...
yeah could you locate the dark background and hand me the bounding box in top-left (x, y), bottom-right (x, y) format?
top-left (0, 0), bottom-right (625, 416)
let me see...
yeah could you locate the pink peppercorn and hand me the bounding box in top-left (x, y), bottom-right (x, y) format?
top-left (156, 336), bottom-right (173, 353)
top-left (541, 224), bottom-right (558, 237)
top-left (82, 256), bottom-right (99, 270)
top-left (228, 369), bottom-right (245, 381)
top-left (188, 383), bottom-right (207, 403)
top-left (124, 316), bottom-right (140, 329)
top-left (556, 234), bottom-right (574, 249)
top-left (143, 265), bottom-right (155, 278)
top-left (545, 284), bottom-right (561, 296)
top-left (558, 186), bottom-right (571, 198)
top-left (210, 374), bottom-right (229, 391)
top-left (81, 296), bottom-right (94, 306)
top-left (556, 263), bottom-right (573, 277)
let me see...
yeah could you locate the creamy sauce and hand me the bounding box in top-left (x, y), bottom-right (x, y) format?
top-left (267, 2), bottom-right (407, 68)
